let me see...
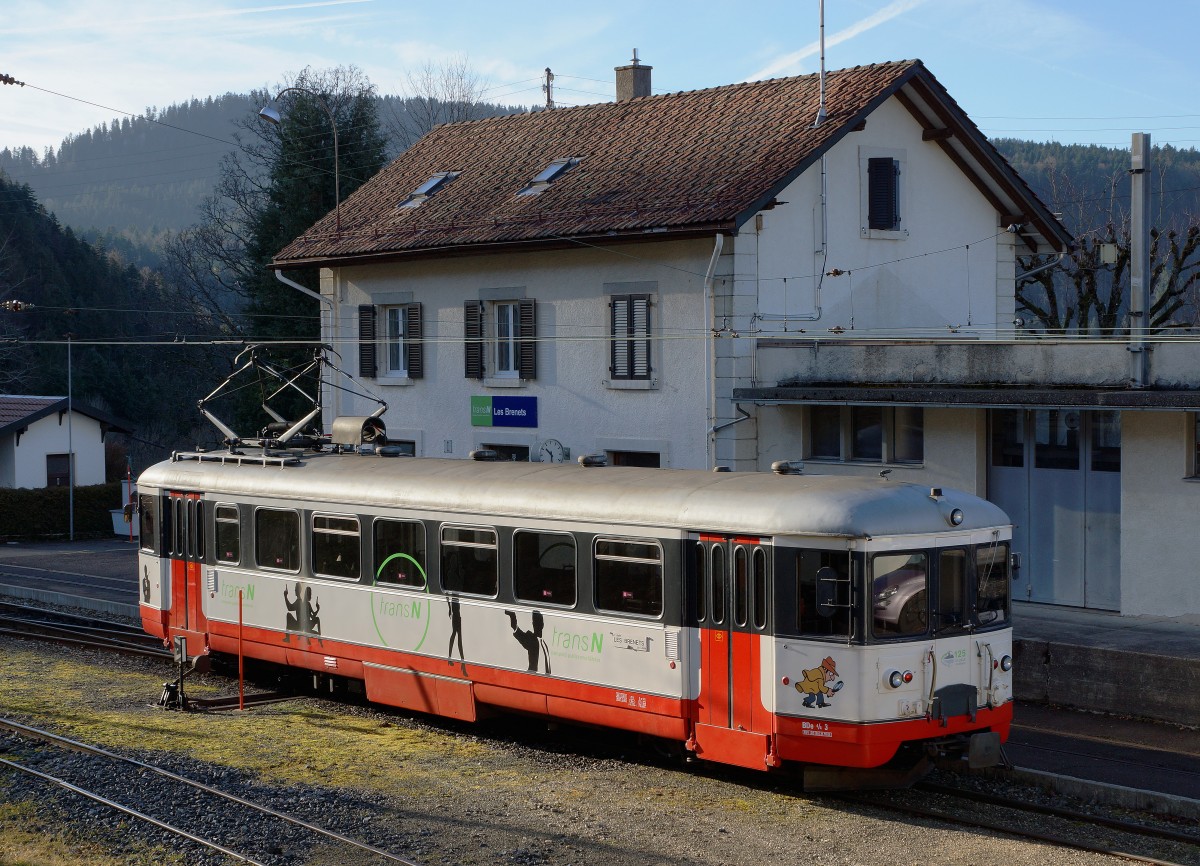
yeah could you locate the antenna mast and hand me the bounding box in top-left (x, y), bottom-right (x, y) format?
top-left (815, 0), bottom-right (827, 127)
top-left (543, 67), bottom-right (555, 109)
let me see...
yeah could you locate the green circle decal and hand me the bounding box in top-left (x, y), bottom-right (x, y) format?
top-left (370, 553), bottom-right (431, 651)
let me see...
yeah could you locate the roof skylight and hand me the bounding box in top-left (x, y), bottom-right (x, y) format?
top-left (398, 171), bottom-right (459, 209)
top-left (517, 158), bottom-right (580, 197)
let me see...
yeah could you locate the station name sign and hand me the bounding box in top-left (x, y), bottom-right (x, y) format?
top-left (471, 395), bottom-right (538, 428)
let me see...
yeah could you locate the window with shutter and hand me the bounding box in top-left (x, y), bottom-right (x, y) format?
top-left (867, 157), bottom-right (899, 231)
top-left (610, 294), bottom-right (651, 380)
top-left (517, 299), bottom-right (536, 380)
top-left (358, 305), bottom-right (377, 378)
top-left (384, 306), bottom-right (407, 376)
top-left (464, 300), bottom-right (484, 379)
top-left (405, 303), bottom-right (423, 379)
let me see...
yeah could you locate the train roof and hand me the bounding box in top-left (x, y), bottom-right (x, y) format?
top-left (137, 452), bottom-right (1011, 539)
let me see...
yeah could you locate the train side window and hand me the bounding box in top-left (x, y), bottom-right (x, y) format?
top-left (441, 525), bottom-right (498, 597)
top-left (312, 514), bottom-right (360, 580)
top-left (796, 550), bottom-right (852, 637)
top-left (975, 541), bottom-right (1011, 627)
top-left (752, 547), bottom-right (768, 630)
top-left (595, 538), bottom-right (663, 618)
top-left (733, 546), bottom-right (749, 627)
top-left (172, 498), bottom-right (183, 556)
top-left (214, 504), bottom-right (240, 564)
top-left (694, 542), bottom-right (707, 621)
top-left (871, 551), bottom-right (928, 637)
top-left (710, 545), bottom-right (726, 625)
top-left (514, 530), bottom-right (576, 607)
top-left (139, 494), bottom-right (158, 554)
top-left (191, 500), bottom-right (204, 560)
top-left (255, 508), bottom-right (301, 572)
top-left (373, 519), bottom-right (427, 588)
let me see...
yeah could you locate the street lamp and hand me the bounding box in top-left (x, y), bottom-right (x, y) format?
top-left (259, 87), bottom-right (341, 233)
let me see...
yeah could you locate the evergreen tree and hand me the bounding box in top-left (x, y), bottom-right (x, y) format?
top-left (162, 65), bottom-right (388, 435)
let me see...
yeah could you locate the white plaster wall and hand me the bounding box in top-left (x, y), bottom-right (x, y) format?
top-left (11, 412), bottom-right (106, 488)
top-left (327, 240), bottom-right (716, 468)
top-left (752, 98), bottom-right (1005, 338)
top-left (753, 405), bottom-right (985, 494)
top-left (1119, 411), bottom-right (1200, 616)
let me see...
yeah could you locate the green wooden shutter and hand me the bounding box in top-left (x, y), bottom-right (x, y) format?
top-left (517, 298), bottom-right (537, 380)
top-left (464, 300), bottom-right (484, 379)
top-left (405, 303), bottom-right (423, 379)
top-left (358, 304), bottom-right (377, 378)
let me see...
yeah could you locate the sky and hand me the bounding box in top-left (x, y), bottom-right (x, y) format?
top-left (2, 0), bottom-right (1200, 156)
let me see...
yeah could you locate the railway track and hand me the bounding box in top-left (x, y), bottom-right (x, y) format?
top-left (2, 599), bottom-right (1196, 864)
top-left (0, 601), bottom-right (169, 657)
top-left (837, 774), bottom-right (1200, 866)
top-left (0, 716), bottom-right (422, 866)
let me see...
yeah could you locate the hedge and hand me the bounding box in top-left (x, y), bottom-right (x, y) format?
top-left (0, 482), bottom-right (125, 541)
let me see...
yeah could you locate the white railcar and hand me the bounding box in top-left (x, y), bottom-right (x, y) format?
top-left (137, 447), bottom-right (1014, 784)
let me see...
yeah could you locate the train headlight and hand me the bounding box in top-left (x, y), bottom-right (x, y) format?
top-left (888, 670), bottom-right (903, 689)
top-left (1000, 654), bottom-right (1013, 672)
top-left (949, 507), bottom-right (964, 526)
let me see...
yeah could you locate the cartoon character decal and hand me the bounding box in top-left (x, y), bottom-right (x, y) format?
top-left (282, 582), bottom-right (323, 645)
top-left (506, 609), bottom-right (551, 673)
top-left (795, 656), bottom-right (843, 708)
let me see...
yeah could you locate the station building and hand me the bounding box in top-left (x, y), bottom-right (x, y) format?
top-left (273, 59), bottom-right (1200, 618)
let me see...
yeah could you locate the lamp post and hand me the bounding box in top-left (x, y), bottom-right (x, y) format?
top-left (259, 87), bottom-right (341, 233)
top-left (66, 333), bottom-right (74, 541)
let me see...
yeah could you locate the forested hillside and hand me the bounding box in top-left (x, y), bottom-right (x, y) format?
top-left (992, 138), bottom-right (1200, 233)
top-left (0, 92), bottom-right (523, 256)
top-left (0, 95), bottom-right (256, 250)
top-left (0, 173), bottom-right (222, 467)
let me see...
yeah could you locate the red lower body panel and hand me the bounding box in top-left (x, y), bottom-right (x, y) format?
top-left (775, 702), bottom-right (1013, 768)
top-left (197, 618), bottom-right (1008, 773)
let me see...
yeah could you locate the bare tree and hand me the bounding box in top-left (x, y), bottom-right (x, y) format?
top-left (1016, 165), bottom-right (1200, 334)
top-left (388, 55), bottom-right (491, 149)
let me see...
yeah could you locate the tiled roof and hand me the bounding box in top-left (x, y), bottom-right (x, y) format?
top-left (0, 396), bottom-right (60, 428)
top-left (274, 60), bottom-right (1067, 266)
top-left (0, 395), bottom-right (132, 437)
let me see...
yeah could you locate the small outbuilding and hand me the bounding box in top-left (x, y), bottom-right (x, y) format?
top-left (0, 395), bottom-right (131, 489)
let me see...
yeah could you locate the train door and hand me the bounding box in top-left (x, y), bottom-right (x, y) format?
top-left (691, 533), bottom-right (774, 768)
top-left (167, 491), bottom-right (207, 637)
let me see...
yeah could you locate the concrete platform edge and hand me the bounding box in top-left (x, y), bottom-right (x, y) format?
top-left (1013, 638), bottom-right (1199, 727)
top-left (0, 584), bottom-right (139, 620)
top-left (992, 765), bottom-right (1200, 822)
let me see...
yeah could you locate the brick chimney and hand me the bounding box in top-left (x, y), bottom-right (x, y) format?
top-left (615, 49), bottom-right (652, 102)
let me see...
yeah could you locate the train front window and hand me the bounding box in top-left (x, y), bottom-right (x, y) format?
top-left (139, 494), bottom-right (158, 554)
top-left (595, 538), bottom-right (663, 618)
top-left (373, 519), bottom-right (427, 588)
top-left (514, 531), bottom-right (577, 607)
top-left (975, 541), bottom-right (1011, 627)
top-left (872, 551), bottom-right (928, 637)
top-left (441, 525), bottom-right (498, 597)
top-left (312, 514), bottom-right (360, 580)
top-left (937, 549), bottom-right (967, 632)
top-left (215, 504), bottom-right (240, 564)
top-left (796, 550), bottom-right (852, 638)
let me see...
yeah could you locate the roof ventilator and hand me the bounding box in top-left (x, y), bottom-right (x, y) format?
top-left (771, 460), bottom-right (805, 475)
top-left (577, 453), bottom-right (607, 467)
